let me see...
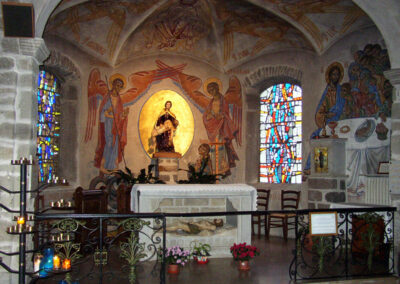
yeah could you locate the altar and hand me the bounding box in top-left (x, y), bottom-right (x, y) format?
top-left (130, 184), bottom-right (257, 257)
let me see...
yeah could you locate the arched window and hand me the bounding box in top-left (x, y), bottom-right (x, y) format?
top-left (260, 83), bottom-right (302, 183)
top-left (37, 70), bottom-right (60, 183)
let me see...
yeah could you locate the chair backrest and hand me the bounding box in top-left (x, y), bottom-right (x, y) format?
top-left (256, 189), bottom-right (270, 211)
top-left (280, 190), bottom-right (300, 210)
top-left (73, 186), bottom-right (108, 214)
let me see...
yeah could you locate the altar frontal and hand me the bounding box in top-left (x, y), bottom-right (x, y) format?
top-left (131, 184), bottom-right (257, 257)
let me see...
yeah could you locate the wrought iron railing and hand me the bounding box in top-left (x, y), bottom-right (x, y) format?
top-left (0, 159), bottom-right (396, 283)
top-left (290, 207), bottom-right (395, 282)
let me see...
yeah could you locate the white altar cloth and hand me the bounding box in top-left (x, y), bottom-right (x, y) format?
top-left (130, 183), bottom-right (257, 212)
top-left (130, 183), bottom-right (257, 258)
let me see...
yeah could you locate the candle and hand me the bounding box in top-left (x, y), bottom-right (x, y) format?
top-left (7, 227), bottom-right (12, 233)
top-left (33, 253), bottom-right (43, 273)
top-left (53, 255), bottom-right (61, 270)
top-left (17, 216), bottom-right (25, 225)
top-left (62, 258), bottom-right (71, 270)
top-left (67, 201), bottom-right (72, 207)
top-left (17, 224), bottom-right (23, 233)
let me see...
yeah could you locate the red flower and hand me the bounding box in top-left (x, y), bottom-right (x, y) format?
top-left (230, 242), bottom-right (260, 261)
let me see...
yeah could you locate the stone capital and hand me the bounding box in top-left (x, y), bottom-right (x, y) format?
top-left (384, 68), bottom-right (400, 86)
top-left (19, 38), bottom-right (50, 64)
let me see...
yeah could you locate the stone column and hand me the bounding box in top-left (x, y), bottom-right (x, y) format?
top-left (0, 37), bottom-right (49, 283)
top-left (384, 68), bottom-right (400, 275)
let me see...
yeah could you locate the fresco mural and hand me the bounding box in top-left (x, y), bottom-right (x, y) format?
top-left (45, 0), bottom-right (375, 69)
top-left (46, 0), bottom-right (158, 61)
top-left (308, 43), bottom-right (392, 200)
top-left (85, 60), bottom-right (242, 175)
top-left (141, 0), bottom-right (211, 51)
top-left (211, 0), bottom-right (311, 64)
top-left (263, 0), bottom-right (371, 53)
top-left (139, 90), bottom-right (195, 157)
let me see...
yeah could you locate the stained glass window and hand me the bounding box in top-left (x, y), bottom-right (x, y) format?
top-left (37, 70), bottom-right (60, 183)
top-left (260, 83), bottom-right (302, 183)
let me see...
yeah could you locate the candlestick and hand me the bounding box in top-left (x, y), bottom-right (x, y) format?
top-left (62, 258), bottom-right (71, 270)
top-left (53, 255), bottom-right (61, 270)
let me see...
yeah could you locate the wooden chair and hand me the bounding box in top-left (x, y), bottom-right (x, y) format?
top-left (267, 190), bottom-right (301, 241)
top-left (252, 189), bottom-right (270, 238)
top-left (73, 186), bottom-right (108, 246)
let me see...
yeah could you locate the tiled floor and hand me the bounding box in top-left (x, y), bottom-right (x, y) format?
top-left (35, 235), bottom-right (399, 284)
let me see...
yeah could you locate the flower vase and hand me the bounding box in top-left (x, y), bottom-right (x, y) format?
top-left (194, 256), bottom-right (209, 264)
top-left (167, 264), bottom-right (180, 274)
top-left (238, 260), bottom-right (250, 271)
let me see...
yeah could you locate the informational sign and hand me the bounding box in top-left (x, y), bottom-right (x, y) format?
top-left (309, 212), bottom-right (338, 236)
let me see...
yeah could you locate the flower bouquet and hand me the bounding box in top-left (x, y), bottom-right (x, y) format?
top-left (159, 246), bottom-right (190, 274)
top-left (230, 243), bottom-right (260, 271)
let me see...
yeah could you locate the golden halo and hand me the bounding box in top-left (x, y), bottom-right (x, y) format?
top-left (203, 77), bottom-right (223, 98)
top-left (109, 73), bottom-right (127, 91)
top-left (325, 62), bottom-right (344, 84)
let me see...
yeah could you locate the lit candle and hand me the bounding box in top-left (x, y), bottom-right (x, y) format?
top-left (62, 258), bottom-right (71, 270)
top-left (53, 255), bottom-right (61, 270)
top-left (33, 253), bottom-right (43, 273)
top-left (17, 216), bottom-right (25, 225)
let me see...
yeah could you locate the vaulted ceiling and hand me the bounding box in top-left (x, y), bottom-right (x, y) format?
top-left (44, 0), bottom-right (376, 70)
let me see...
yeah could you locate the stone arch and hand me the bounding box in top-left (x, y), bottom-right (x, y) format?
top-left (41, 49), bottom-right (82, 185)
top-left (34, 0), bottom-right (62, 37)
top-left (243, 65), bottom-right (303, 90)
top-left (43, 49), bottom-right (81, 81)
top-left (243, 65), bottom-right (303, 185)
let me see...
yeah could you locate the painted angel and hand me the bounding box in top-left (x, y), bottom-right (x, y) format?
top-left (85, 66), bottom-right (181, 174)
top-left (164, 60), bottom-right (242, 174)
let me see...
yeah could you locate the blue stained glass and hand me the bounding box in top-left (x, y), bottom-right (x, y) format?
top-left (37, 70), bottom-right (60, 183)
top-left (260, 83), bottom-right (302, 184)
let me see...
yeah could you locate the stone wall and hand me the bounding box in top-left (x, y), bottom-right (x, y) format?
top-left (0, 36), bottom-right (49, 283)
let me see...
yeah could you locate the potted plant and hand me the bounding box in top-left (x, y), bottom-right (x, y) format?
top-left (230, 242), bottom-right (260, 271)
top-left (191, 242), bottom-right (211, 264)
top-left (159, 246), bottom-right (190, 274)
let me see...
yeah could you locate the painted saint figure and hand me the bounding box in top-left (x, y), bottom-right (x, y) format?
top-left (151, 101), bottom-right (179, 153)
top-left (203, 80), bottom-right (240, 173)
top-left (94, 75), bottom-right (129, 174)
top-left (314, 62), bottom-right (345, 137)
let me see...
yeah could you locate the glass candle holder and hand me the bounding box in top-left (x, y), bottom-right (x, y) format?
top-left (53, 255), bottom-right (61, 270)
top-left (62, 258), bottom-right (71, 270)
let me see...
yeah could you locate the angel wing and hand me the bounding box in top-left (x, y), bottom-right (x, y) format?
top-left (224, 76), bottom-right (243, 146)
top-left (85, 68), bottom-right (108, 143)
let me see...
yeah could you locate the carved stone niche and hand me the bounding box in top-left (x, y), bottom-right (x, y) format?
top-left (310, 138), bottom-right (347, 177)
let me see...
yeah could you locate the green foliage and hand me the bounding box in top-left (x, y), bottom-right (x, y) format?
top-left (112, 165), bottom-right (165, 185)
top-left (178, 164), bottom-right (225, 184)
top-left (190, 242), bottom-right (211, 257)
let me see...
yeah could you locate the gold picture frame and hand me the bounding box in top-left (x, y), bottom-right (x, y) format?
top-left (314, 147), bottom-right (328, 173)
